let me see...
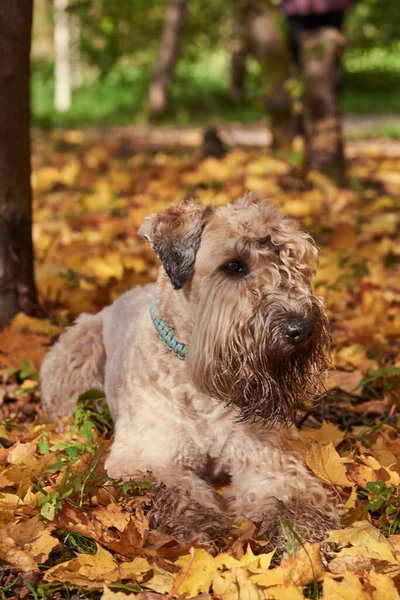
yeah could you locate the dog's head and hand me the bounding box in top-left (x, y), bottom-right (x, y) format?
top-left (140, 194), bottom-right (330, 425)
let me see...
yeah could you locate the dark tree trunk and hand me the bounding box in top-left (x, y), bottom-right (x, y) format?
top-left (229, 0), bottom-right (249, 103)
top-left (301, 28), bottom-right (347, 180)
top-left (0, 1), bottom-right (41, 329)
top-left (148, 0), bottom-right (189, 119)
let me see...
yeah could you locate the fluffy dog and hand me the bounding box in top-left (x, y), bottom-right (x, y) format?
top-left (41, 194), bottom-right (341, 550)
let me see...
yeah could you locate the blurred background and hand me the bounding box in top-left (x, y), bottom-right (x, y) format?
top-left (32, 0), bottom-right (400, 136)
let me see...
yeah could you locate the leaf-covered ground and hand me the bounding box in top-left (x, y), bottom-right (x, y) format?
top-left (0, 132), bottom-right (400, 599)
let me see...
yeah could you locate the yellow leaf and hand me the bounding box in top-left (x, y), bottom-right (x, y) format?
top-left (240, 544), bottom-right (259, 566)
top-left (368, 569), bottom-right (400, 600)
top-left (7, 438), bottom-right (39, 466)
top-left (322, 572), bottom-right (371, 600)
top-left (174, 548), bottom-right (216, 598)
top-left (213, 567), bottom-right (261, 600)
top-left (266, 584), bottom-right (305, 599)
top-left (20, 379), bottom-right (39, 390)
top-left (305, 441), bottom-right (353, 487)
top-left (82, 193), bottom-right (111, 212)
top-left (250, 566), bottom-right (285, 587)
top-left (259, 550), bottom-right (276, 571)
top-left (11, 312), bottom-right (63, 337)
top-left (215, 553), bottom-right (242, 569)
top-left (334, 345), bottom-right (376, 370)
top-left (144, 565), bottom-right (174, 594)
top-left (300, 421), bottom-right (344, 447)
top-left (281, 543), bottom-right (324, 586)
top-left (345, 485), bottom-right (358, 509)
top-left (329, 546), bottom-right (380, 575)
top-left (363, 455), bottom-right (400, 486)
top-left (327, 522), bottom-right (397, 564)
top-left (101, 586), bottom-right (135, 600)
top-left (44, 544), bottom-right (152, 589)
top-left (370, 436), bottom-right (398, 469)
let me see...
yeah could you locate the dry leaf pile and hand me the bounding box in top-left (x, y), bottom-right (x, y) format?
top-left (0, 131), bottom-right (400, 598)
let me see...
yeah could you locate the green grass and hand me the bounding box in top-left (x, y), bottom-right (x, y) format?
top-left (31, 44), bottom-right (400, 131)
top-left (342, 43), bottom-right (400, 115)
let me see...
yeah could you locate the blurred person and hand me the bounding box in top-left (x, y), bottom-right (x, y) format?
top-left (281, 0), bottom-right (355, 87)
top-left (280, 0), bottom-right (355, 179)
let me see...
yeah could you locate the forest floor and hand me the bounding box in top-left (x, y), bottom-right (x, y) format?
top-left (0, 131), bottom-right (399, 599)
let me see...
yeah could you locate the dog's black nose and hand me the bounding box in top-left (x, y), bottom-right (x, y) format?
top-left (283, 317), bottom-right (314, 346)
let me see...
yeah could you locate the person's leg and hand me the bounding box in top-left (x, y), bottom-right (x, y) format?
top-left (286, 15), bottom-right (305, 68)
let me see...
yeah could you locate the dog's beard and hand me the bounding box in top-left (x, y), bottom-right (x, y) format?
top-left (187, 288), bottom-right (330, 426)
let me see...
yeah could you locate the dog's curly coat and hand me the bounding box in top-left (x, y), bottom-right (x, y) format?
top-left (41, 194), bottom-right (341, 549)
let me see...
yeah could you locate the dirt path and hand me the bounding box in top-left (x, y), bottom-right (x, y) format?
top-left (76, 115), bottom-right (400, 156)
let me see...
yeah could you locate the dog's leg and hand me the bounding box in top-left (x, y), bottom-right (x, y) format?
top-left (105, 422), bottom-right (230, 543)
top-left (41, 313), bottom-right (105, 420)
top-left (223, 435), bottom-right (341, 553)
top-left (147, 471), bottom-right (231, 543)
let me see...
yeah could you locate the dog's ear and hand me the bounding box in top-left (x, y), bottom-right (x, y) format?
top-left (139, 199), bottom-right (212, 290)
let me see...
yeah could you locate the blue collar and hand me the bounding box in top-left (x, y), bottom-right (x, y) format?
top-left (150, 296), bottom-right (187, 361)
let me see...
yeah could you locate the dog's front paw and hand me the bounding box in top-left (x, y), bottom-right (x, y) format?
top-left (258, 499), bottom-right (341, 555)
top-left (148, 484), bottom-right (231, 543)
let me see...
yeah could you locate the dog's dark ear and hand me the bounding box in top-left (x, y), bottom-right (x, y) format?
top-left (139, 199), bottom-right (212, 290)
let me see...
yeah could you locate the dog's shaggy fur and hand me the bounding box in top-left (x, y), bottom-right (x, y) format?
top-left (41, 194), bottom-right (341, 550)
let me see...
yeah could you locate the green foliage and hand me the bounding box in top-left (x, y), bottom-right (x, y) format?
top-left (360, 481), bottom-right (400, 535)
top-left (346, 0), bottom-right (399, 50)
top-left (8, 361), bottom-right (39, 382)
top-left (31, 0), bottom-right (400, 129)
top-left (35, 391), bottom-right (113, 521)
top-left (354, 365), bottom-right (400, 400)
top-left (57, 529), bottom-right (98, 555)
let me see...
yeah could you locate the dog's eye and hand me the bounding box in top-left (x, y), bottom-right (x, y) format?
top-left (222, 260), bottom-right (248, 276)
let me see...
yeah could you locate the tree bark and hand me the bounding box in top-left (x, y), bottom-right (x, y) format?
top-left (301, 28), bottom-right (347, 180)
top-left (148, 0), bottom-right (189, 119)
top-left (233, 0), bottom-right (294, 152)
top-left (0, 1), bottom-right (41, 329)
top-left (229, 0), bottom-right (249, 103)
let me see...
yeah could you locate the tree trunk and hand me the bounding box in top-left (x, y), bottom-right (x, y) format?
top-left (301, 28), bottom-right (347, 180)
top-left (236, 0), bottom-right (294, 152)
top-left (54, 0), bottom-right (72, 112)
top-left (229, 0), bottom-right (249, 103)
top-left (0, 1), bottom-right (41, 329)
top-left (148, 0), bottom-right (189, 119)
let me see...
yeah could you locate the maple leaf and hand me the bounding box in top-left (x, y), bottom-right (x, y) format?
top-left (54, 503), bottom-right (147, 555)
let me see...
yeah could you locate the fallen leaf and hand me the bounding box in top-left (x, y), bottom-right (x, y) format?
top-left (0, 517), bottom-right (58, 572)
top-left (0, 327), bottom-right (50, 370)
top-left (300, 421), bottom-right (345, 447)
top-left (44, 543), bottom-right (152, 588)
top-left (322, 571), bottom-right (371, 599)
top-left (281, 543), bottom-right (324, 586)
top-left (328, 546), bottom-right (381, 574)
top-left (55, 503), bottom-right (147, 555)
top-left (326, 522), bottom-right (397, 564)
top-left (213, 567), bottom-right (262, 600)
top-left (101, 587), bottom-right (136, 600)
top-left (174, 549), bottom-right (217, 598)
top-left (368, 568), bottom-right (400, 600)
top-left (305, 441), bottom-right (353, 487)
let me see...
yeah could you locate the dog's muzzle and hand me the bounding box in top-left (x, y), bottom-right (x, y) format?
top-left (282, 316), bottom-right (314, 346)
